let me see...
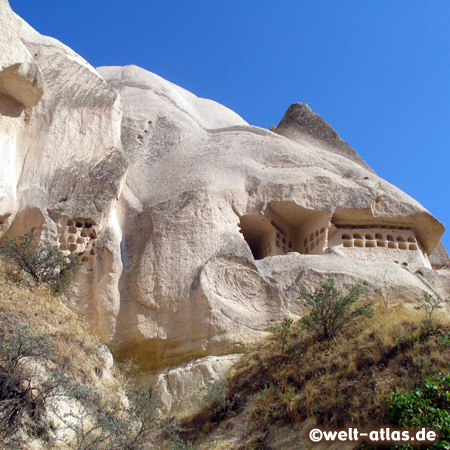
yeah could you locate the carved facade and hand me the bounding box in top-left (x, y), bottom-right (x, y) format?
top-left (239, 201), bottom-right (432, 270)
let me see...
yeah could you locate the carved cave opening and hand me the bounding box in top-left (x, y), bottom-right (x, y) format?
top-left (238, 202), bottom-right (330, 259)
top-left (238, 202), bottom-right (430, 268)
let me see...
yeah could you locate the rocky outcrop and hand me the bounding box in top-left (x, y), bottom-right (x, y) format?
top-left (151, 354), bottom-right (241, 416)
top-left (0, 0), bottom-right (43, 109)
top-left (429, 242), bottom-right (450, 269)
top-left (1, 0), bottom-right (449, 417)
top-left (0, 0), bottom-right (126, 255)
top-left (93, 65), bottom-right (447, 413)
top-left (274, 102), bottom-right (373, 172)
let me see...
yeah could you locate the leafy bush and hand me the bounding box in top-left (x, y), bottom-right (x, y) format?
top-left (0, 232), bottom-right (82, 292)
top-left (389, 373), bottom-right (450, 449)
top-left (299, 276), bottom-right (373, 339)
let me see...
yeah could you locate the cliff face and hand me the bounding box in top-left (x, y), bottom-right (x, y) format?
top-left (1, 0), bottom-right (449, 417)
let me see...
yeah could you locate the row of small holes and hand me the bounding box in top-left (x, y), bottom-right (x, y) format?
top-left (301, 228), bottom-right (325, 254)
top-left (276, 232), bottom-right (293, 254)
top-left (303, 227), bottom-right (326, 247)
top-left (343, 240), bottom-right (418, 251)
top-left (336, 224), bottom-right (413, 231)
top-left (342, 232), bottom-right (416, 243)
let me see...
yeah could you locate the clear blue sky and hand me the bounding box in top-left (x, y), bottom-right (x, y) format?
top-left (10, 0), bottom-right (450, 250)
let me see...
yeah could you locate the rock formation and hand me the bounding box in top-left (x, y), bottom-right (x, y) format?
top-left (1, 0), bottom-right (449, 416)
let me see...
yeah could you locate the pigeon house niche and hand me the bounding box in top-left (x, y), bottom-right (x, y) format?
top-left (239, 201), bottom-right (433, 270)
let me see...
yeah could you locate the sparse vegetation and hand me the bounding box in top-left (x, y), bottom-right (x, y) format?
top-left (415, 291), bottom-right (450, 329)
top-left (0, 258), bottom-right (196, 449)
top-left (299, 276), bottom-right (373, 339)
top-left (0, 317), bottom-right (57, 440)
top-left (267, 317), bottom-right (293, 355)
top-left (2, 249), bottom-right (450, 450)
top-left (184, 281), bottom-right (450, 449)
top-left (202, 380), bottom-right (234, 420)
top-left (0, 232), bottom-right (82, 293)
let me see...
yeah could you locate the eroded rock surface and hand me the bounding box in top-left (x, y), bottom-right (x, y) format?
top-left (0, 0), bottom-right (126, 273)
top-left (1, 0), bottom-right (449, 417)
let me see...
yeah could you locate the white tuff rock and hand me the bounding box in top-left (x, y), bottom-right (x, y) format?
top-left (1, 0), bottom-right (449, 416)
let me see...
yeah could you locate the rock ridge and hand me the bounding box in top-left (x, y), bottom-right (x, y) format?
top-left (275, 102), bottom-right (374, 172)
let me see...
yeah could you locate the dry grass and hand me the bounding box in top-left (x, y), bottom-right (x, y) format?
top-left (0, 260), bottom-right (131, 447)
top-left (186, 301), bottom-right (450, 448)
top-left (0, 261), bottom-right (122, 394)
top-left (0, 260), bottom-right (197, 450)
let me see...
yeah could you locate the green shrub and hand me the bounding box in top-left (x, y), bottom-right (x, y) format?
top-left (299, 276), bottom-right (373, 339)
top-left (202, 380), bottom-right (234, 419)
top-left (389, 373), bottom-right (450, 449)
top-left (0, 232), bottom-right (82, 293)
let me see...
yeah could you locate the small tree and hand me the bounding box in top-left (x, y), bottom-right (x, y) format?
top-left (0, 232), bottom-right (82, 293)
top-left (300, 276), bottom-right (373, 340)
top-left (415, 291), bottom-right (450, 328)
